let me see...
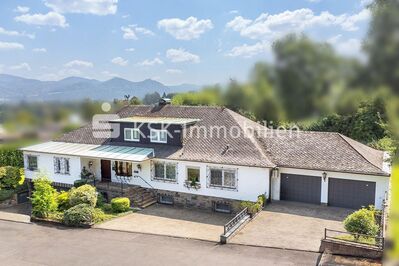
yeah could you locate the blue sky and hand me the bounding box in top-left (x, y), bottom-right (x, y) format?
top-left (0, 0), bottom-right (371, 85)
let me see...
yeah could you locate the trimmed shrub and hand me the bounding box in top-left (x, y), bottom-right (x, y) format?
top-left (111, 197), bottom-right (130, 213)
top-left (92, 208), bottom-right (113, 224)
top-left (344, 208), bottom-right (379, 238)
top-left (69, 184), bottom-right (97, 207)
top-left (96, 192), bottom-right (106, 208)
top-left (73, 179), bottom-right (88, 188)
top-left (0, 166), bottom-right (24, 190)
top-left (240, 194), bottom-right (265, 215)
top-left (30, 174), bottom-right (58, 218)
top-left (57, 191), bottom-right (70, 211)
top-left (63, 204), bottom-right (95, 226)
top-left (0, 149), bottom-right (24, 168)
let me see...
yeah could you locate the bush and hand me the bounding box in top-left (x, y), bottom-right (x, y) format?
top-left (240, 194), bottom-right (265, 215)
top-left (57, 191), bottom-right (70, 211)
top-left (63, 203), bottom-right (95, 226)
top-left (96, 192), bottom-right (106, 208)
top-left (30, 174), bottom-right (58, 218)
top-left (69, 184), bottom-right (97, 207)
top-left (0, 149), bottom-right (24, 168)
top-left (73, 179), bottom-right (88, 188)
top-left (0, 189), bottom-right (15, 201)
top-left (0, 166), bottom-right (24, 190)
top-left (92, 208), bottom-right (113, 224)
top-left (111, 197), bottom-right (130, 213)
top-left (344, 208), bottom-right (379, 238)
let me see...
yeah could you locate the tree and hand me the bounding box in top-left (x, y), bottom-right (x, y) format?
top-left (344, 208), bottom-right (379, 238)
top-left (30, 173), bottom-right (58, 218)
top-left (273, 34), bottom-right (340, 120)
top-left (171, 86), bottom-right (223, 106)
top-left (0, 166), bottom-right (24, 190)
top-left (129, 96), bottom-right (142, 105)
top-left (143, 92), bottom-right (161, 105)
top-left (365, 0), bottom-right (399, 94)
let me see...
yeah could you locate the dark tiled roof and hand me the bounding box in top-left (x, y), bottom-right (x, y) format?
top-left (56, 105), bottom-right (388, 175)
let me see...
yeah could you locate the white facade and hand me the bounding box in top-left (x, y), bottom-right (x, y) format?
top-left (271, 167), bottom-right (390, 209)
top-left (23, 152), bottom-right (270, 202)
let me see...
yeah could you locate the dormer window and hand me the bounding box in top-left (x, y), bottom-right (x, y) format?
top-left (124, 128), bottom-right (140, 142)
top-left (150, 129), bottom-right (167, 143)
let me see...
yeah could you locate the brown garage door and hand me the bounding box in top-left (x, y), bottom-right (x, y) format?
top-left (328, 178), bottom-right (376, 209)
top-left (280, 174), bottom-right (321, 204)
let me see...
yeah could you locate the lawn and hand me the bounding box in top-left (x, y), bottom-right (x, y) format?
top-left (388, 164), bottom-right (399, 258)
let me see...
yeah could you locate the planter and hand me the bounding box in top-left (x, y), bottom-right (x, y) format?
top-left (184, 181), bottom-right (201, 190)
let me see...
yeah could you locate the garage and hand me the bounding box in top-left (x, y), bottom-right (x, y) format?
top-left (280, 174), bottom-right (321, 204)
top-left (328, 178), bottom-right (376, 209)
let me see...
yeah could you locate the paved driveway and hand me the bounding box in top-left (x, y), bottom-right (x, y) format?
top-left (95, 204), bottom-right (234, 242)
top-left (230, 201), bottom-right (352, 252)
top-left (0, 203), bottom-right (31, 223)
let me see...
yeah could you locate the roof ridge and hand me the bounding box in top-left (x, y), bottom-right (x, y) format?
top-left (337, 133), bottom-right (383, 171)
top-left (225, 109), bottom-right (276, 167)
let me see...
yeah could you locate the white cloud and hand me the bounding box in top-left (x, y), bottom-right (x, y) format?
top-left (166, 68), bottom-right (182, 74)
top-left (44, 0), bottom-right (117, 15)
top-left (226, 9), bottom-right (370, 40)
top-left (229, 10), bottom-right (239, 14)
top-left (225, 41), bottom-right (271, 58)
top-left (102, 70), bottom-right (120, 78)
top-left (327, 35), bottom-right (362, 57)
top-left (307, 0), bottom-right (321, 2)
top-left (0, 41), bottom-right (24, 50)
top-left (138, 57), bottom-right (164, 66)
top-left (14, 6), bottom-right (30, 13)
top-left (111, 57), bottom-right (128, 66)
top-left (15, 12), bottom-right (68, 28)
top-left (64, 60), bottom-right (93, 68)
top-left (125, 48), bottom-right (135, 52)
top-left (32, 48), bottom-right (47, 53)
top-left (360, 0), bottom-right (373, 7)
top-left (121, 24), bottom-right (154, 40)
top-left (166, 48), bottom-right (200, 63)
top-left (10, 63), bottom-right (31, 71)
top-left (158, 16), bottom-right (213, 40)
top-left (0, 26), bottom-right (35, 39)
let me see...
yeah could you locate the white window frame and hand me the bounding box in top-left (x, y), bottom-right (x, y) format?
top-left (150, 129), bottom-right (168, 143)
top-left (186, 166), bottom-right (200, 183)
top-left (124, 128), bottom-right (140, 142)
top-left (27, 155), bottom-right (38, 171)
top-left (208, 167), bottom-right (237, 189)
top-left (54, 157), bottom-right (70, 175)
top-left (151, 161), bottom-right (177, 183)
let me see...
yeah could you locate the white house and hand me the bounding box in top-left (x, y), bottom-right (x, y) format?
top-left (21, 101), bottom-right (391, 212)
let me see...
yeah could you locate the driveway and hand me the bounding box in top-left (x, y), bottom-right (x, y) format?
top-left (95, 204), bottom-right (234, 242)
top-left (230, 201), bottom-right (352, 252)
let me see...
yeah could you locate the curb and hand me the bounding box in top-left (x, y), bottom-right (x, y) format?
top-left (226, 242), bottom-right (322, 254)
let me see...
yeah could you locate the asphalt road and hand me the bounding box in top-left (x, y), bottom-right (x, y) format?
top-left (0, 220), bottom-right (320, 266)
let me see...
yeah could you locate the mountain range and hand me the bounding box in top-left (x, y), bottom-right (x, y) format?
top-left (0, 74), bottom-right (201, 102)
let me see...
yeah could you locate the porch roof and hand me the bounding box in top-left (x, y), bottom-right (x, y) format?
top-left (21, 141), bottom-right (154, 162)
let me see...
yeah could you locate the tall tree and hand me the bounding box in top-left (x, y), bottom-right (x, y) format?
top-left (365, 0), bottom-right (399, 94)
top-left (273, 34), bottom-right (340, 120)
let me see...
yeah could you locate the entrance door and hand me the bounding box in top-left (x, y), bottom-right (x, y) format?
top-left (101, 160), bottom-right (111, 182)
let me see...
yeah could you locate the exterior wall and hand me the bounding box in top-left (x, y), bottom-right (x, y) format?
top-left (80, 157), bottom-right (102, 181)
top-left (110, 159), bottom-right (270, 202)
top-left (23, 152), bottom-right (81, 185)
top-left (271, 167), bottom-right (390, 209)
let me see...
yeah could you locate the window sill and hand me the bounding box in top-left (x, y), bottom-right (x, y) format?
top-left (208, 185), bottom-right (237, 191)
top-left (152, 177), bottom-right (177, 184)
top-left (26, 168), bottom-right (38, 172)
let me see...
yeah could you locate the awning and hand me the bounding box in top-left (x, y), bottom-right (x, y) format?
top-left (21, 141), bottom-right (154, 162)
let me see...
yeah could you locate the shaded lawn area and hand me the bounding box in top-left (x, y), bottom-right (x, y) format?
top-left (389, 164), bottom-right (399, 258)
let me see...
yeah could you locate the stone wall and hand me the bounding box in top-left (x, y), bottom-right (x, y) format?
top-left (0, 194), bottom-right (17, 209)
top-left (155, 189), bottom-right (242, 213)
top-left (320, 239), bottom-right (383, 259)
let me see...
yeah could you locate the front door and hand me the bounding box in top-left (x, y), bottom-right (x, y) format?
top-left (101, 160), bottom-right (111, 182)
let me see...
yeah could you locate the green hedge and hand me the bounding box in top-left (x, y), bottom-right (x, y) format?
top-left (0, 149), bottom-right (24, 168)
top-left (111, 197), bottom-right (130, 213)
top-left (240, 194), bottom-right (265, 215)
top-left (69, 184), bottom-right (97, 207)
top-left (63, 203), bottom-right (95, 226)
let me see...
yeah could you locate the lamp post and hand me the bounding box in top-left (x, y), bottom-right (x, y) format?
top-left (322, 172), bottom-right (327, 182)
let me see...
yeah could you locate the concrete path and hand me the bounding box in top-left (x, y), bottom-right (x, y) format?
top-left (0, 219), bottom-right (320, 265)
top-left (95, 204), bottom-right (233, 242)
top-left (0, 203), bottom-right (31, 223)
top-left (231, 201), bottom-right (352, 252)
